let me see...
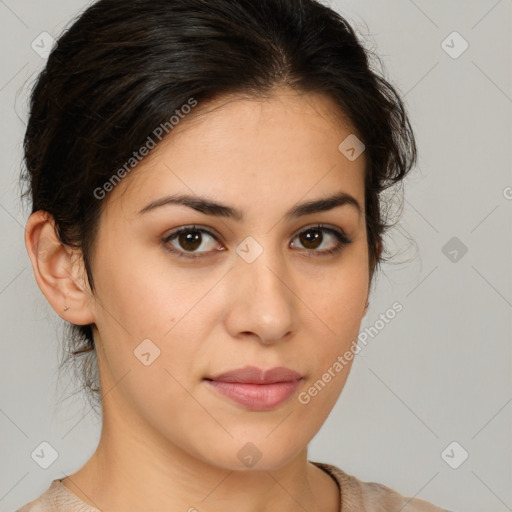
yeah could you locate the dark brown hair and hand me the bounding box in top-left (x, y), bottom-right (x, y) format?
top-left (20, 0), bottom-right (417, 412)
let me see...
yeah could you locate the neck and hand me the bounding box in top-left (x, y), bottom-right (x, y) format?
top-left (61, 404), bottom-right (339, 512)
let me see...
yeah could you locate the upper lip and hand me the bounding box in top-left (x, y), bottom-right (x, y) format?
top-left (206, 366), bottom-right (303, 384)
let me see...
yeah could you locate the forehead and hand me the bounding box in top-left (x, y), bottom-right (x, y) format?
top-left (104, 88), bottom-right (365, 219)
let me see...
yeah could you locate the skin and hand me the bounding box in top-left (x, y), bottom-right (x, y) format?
top-left (25, 86), bottom-right (378, 512)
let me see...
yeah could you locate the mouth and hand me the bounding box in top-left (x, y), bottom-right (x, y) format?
top-left (204, 366), bottom-right (304, 411)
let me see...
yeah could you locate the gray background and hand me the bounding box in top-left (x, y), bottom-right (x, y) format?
top-left (1, 1), bottom-right (511, 510)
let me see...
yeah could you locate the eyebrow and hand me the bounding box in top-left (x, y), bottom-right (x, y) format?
top-left (137, 191), bottom-right (362, 220)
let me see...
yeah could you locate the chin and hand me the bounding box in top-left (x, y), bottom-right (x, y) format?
top-left (193, 434), bottom-right (307, 472)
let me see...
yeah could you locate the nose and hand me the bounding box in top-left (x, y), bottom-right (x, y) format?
top-left (224, 243), bottom-right (297, 345)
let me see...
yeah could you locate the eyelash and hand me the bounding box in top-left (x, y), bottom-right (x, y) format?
top-left (162, 224), bottom-right (352, 260)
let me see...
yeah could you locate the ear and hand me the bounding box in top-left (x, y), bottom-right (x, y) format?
top-left (24, 210), bottom-right (96, 325)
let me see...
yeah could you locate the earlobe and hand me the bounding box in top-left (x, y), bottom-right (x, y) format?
top-left (24, 210), bottom-right (96, 326)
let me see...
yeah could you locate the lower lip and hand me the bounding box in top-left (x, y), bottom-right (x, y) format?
top-left (205, 379), bottom-right (302, 411)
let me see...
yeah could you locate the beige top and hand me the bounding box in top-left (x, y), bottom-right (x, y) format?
top-left (16, 461), bottom-right (450, 512)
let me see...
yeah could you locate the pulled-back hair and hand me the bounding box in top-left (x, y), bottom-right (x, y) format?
top-left (20, 0), bottom-right (417, 412)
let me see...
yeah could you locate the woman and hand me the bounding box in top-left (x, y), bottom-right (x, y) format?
top-left (18, 0), bottom-right (448, 510)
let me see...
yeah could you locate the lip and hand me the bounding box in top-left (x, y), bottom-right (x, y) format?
top-left (207, 366), bottom-right (303, 384)
top-left (204, 366), bottom-right (303, 411)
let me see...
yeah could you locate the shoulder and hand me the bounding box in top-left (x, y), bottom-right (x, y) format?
top-left (312, 461), bottom-right (452, 512)
top-left (15, 479), bottom-right (100, 512)
top-left (15, 482), bottom-right (55, 512)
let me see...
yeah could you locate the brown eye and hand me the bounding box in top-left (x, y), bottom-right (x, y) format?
top-left (163, 226), bottom-right (221, 259)
top-left (290, 225), bottom-right (352, 256)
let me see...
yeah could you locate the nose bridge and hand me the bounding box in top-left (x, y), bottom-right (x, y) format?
top-left (236, 233), bottom-right (287, 292)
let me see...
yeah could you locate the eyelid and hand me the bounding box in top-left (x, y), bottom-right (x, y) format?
top-left (163, 224), bottom-right (220, 243)
top-left (290, 222), bottom-right (349, 241)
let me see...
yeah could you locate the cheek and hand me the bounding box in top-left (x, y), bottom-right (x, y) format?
top-left (91, 246), bottom-right (207, 404)
top-left (299, 250), bottom-right (368, 389)
top-left (92, 237), bottom-right (189, 337)
top-left (306, 257), bottom-right (368, 337)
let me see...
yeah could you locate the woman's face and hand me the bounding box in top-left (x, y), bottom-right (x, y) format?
top-left (88, 87), bottom-right (369, 470)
